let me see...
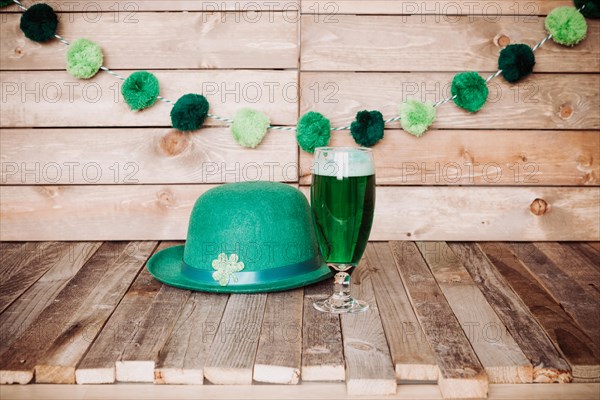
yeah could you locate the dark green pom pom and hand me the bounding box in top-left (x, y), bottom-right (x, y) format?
top-left (121, 71), bottom-right (160, 111)
top-left (20, 3), bottom-right (58, 43)
top-left (1, 1), bottom-right (15, 7)
top-left (296, 111), bottom-right (331, 153)
top-left (451, 72), bottom-right (489, 113)
top-left (574, 0), bottom-right (600, 18)
top-left (350, 110), bottom-right (384, 147)
top-left (171, 94), bottom-right (209, 132)
top-left (498, 44), bottom-right (535, 83)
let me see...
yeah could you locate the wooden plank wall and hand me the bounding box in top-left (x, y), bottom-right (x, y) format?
top-left (0, 1), bottom-right (598, 241)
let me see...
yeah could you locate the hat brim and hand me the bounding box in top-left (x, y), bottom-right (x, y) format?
top-left (146, 245), bottom-right (333, 293)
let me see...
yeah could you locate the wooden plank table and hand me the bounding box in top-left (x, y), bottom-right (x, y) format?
top-left (0, 241), bottom-right (598, 400)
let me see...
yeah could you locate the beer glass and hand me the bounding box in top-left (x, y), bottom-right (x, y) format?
top-left (310, 147), bottom-right (376, 313)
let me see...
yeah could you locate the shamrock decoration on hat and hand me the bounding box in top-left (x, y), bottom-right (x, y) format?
top-left (212, 253), bottom-right (245, 286)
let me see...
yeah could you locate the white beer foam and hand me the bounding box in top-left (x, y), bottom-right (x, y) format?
top-left (312, 148), bottom-right (375, 179)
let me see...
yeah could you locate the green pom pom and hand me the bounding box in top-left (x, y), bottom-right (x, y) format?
top-left (231, 108), bottom-right (270, 148)
top-left (574, 0), bottom-right (600, 19)
top-left (451, 72), bottom-right (489, 113)
top-left (20, 3), bottom-right (58, 43)
top-left (171, 94), bottom-right (209, 132)
top-left (498, 44), bottom-right (535, 83)
top-left (121, 71), bottom-right (159, 111)
top-left (0, 0), bottom-right (15, 7)
top-left (350, 110), bottom-right (384, 147)
top-left (399, 99), bottom-right (436, 137)
top-left (545, 7), bottom-right (587, 46)
top-left (66, 38), bottom-right (103, 79)
top-left (296, 112), bottom-right (331, 153)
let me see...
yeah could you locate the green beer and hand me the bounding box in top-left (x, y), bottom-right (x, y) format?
top-left (311, 174), bottom-right (375, 267)
top-left (310, 147), bottom-right (375, 313)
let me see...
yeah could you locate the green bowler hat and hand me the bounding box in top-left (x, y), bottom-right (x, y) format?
top-left (147, 181), bottom-right (332, 293)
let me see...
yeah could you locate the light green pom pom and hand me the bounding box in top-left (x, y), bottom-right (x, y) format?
top-left (231, 108), bottom-right (270, 148)
top-left (66, 38), bottom-right (103, 79)
top-left (545, 7), bottom-right (587, 46)
top-left (399, 99), bottom-right (436, 137)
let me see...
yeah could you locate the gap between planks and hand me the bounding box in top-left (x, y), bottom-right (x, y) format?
top-left (0, 242), bottom-right (158, 384)
top-left (202, 294), bottom-right (267, 385)
top-left (253, 289), bottom-right (304, 384)
top-left (479, 243), bottom-right (600, 383)
top-left (301, 280), bottom-right (345, 382)
top-left (416, 242), bottom-right (532, 384)
top-left (389, 242), bottom-right (488, 399)
top-left (364, 243), bottom-right (439, 382)
top-left (0, 242), bottom-right (102, 355)
top-left (340, 258), bottom-right (397, 395)
top-left (76, 242), bottom-right (178, 384)
top-left (450, 242), bottom-right (574, 383)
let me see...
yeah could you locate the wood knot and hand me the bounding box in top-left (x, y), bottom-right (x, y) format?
top-left (558, 103), bottom-right (573, 120)
top-left (41, 186), bottom-right (61, 198)
top-left (576, 153), bottom-right (593, 168)
top-left (365, 265), bottom-right (380, 274)
top-left (347, 341), bottom-right (374, 352)
top-left (157, 190), bottom-right (175, 207)
top-left (461, 148), bottom-right (475, 164)
top-left (14, 47), bottom-right (23, 56)
top-left (159, 131), bottom-right (189, 156)
top-left (494, 34), bottom-right (511, 47)
top-left (583, 171), bottom-right (596, 185)
top-left (530, 198), bottom-right (548, 216)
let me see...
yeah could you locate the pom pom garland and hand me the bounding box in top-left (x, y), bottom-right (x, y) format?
top-left (399, 99), bottom-right (436, 137)
top-left (574, 0), bottom-right (600, 19)
top-left (66, 38), bottom-right (104, 79)
top-left (121, 71), bottom-right (160, 111)
top-left (231, 108), bottom-right (270, 148)
top-left (350, 110), bottom-right (385, 147)
top-left (7, 0), bottom-right (590, 148)
top-left (296, 112), bottom-right (331, 153)
top-left (171, 94), bottom-right (210, 132)
top-left (498, 44), bottom-right (536, 83)
top-left (545, 7), bottom-right (588, 46)
top-left (451, 72), bottom-right (489, 113)
top-left (20, 3), bottom-right (58, 43)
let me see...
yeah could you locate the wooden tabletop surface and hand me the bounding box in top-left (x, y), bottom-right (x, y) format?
top-left (0, 241), bottom-right (598, 399)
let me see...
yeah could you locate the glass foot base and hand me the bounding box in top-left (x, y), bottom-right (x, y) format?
top-left (313, 297), bottom-right (369, 314)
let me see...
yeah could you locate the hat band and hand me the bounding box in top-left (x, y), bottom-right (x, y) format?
top-left (181, 256), bottom-right (323, 286)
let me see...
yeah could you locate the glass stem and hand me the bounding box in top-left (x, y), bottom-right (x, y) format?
top-left (331, 271), bottom-right (352, 306)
